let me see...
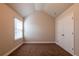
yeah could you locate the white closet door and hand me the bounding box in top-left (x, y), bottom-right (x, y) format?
top-left (55, 17), bottom-right (65, 47)
top-left (55, 12), bottom-right (74, 55)
top-left (63, 12), bottom-right (74, 55)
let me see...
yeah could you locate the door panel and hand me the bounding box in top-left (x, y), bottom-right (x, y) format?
top-left (55, 17), bottom-right (64, 47)
top-left (63, 12), bottom-right (74, 55)
top-left (55, 12), bottom-right (74, 55)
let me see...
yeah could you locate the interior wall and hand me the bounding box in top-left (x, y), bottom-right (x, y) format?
top-left (24, 11), bottom-right (55, 43)
top-left (74, 4), bottom-right (79, 56)
top-left (0, 4), bottom-right (23, 55)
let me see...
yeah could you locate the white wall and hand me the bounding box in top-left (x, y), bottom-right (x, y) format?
top-left (74, 4), bottom-right (79, 56)
top-left (24, 11), bottom-right (55, 43)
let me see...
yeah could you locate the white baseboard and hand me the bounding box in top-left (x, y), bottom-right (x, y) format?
top-left (3, 42), bottom-right (23, 56)
top-left (24, 42), bottom-right (55, 44)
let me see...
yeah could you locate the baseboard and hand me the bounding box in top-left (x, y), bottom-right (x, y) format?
top-left (3, 42), bottom-right (24, 56)
top-left (24, 42), bottom-right (55, 44)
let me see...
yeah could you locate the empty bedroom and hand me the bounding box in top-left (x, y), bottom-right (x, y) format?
top-left (0, 3), bottom-right (79, 56)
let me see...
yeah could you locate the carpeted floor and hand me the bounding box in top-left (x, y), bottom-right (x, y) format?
top-left (9, 43), bottom-right (72, 56)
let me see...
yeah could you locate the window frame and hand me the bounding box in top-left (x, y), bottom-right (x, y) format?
top-left (14, 17), bottom-right (23, 40)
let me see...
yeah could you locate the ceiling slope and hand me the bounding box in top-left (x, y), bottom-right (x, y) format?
top-left (7, 3), bottom-right (73, 18)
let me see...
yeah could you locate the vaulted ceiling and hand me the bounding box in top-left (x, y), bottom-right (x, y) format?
top-left (7, 3), bottom-right (73, 18)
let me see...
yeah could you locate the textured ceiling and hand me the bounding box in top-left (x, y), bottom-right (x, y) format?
top-left (7, 3), bottom-right (73, 18)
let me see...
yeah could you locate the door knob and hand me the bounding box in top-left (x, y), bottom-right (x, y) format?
top-left (62, 34), bottom-right (64, 36)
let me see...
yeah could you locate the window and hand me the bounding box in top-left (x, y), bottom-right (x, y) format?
top-left (14, 17), bottom-right (23, 40)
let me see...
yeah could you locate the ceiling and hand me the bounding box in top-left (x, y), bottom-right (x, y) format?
top-left (7, 3), bottom-right (73, 18)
